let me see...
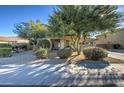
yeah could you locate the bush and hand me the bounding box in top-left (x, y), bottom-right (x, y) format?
top-left (0, 43), bottom-right (12, 48)
top-left (57, 47), bottom-right (73, 58)
top-left (83, 47), bottom-right (108, 60)
top-left (37, 39), bottom-right (51, 49)
top-left (35, 48), bottom-right (48, 59)
top-left (0, 48), bottom-right (12, 57)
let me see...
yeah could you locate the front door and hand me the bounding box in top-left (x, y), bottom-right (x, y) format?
top-left (51, 39), bottom-right (60, 50)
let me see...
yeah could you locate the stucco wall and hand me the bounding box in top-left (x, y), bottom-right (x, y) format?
top-left (96, 30), bottom-right (124, 48)
top-left (60, 39), bottom-right (64, 49)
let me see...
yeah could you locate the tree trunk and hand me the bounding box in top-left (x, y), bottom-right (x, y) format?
top-left (77, 34), bottom-right (87, 55)
top-left (70, 34), bottom-right (85, 55)
top-left (77, 35), bottom-right (81, 55)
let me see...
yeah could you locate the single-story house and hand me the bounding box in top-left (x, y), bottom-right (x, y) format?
top-left (0, 35), bottom-right (95, 50)
top-left (0, 36), bottom-right (29, 45)
top-left (96, 28), bottom-right (124, 49)
top-left (49, 35), bottom-right (96, 50)
top-left (0, 36), bottom-right (30, 50)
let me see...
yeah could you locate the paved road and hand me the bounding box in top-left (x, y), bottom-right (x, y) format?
top-left (0, 51), bottom-right (124, 86)
top-left (108, 50), bottom-right (124, 61)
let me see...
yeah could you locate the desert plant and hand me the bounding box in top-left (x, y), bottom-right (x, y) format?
top-left (0, 48), bottom-right (13, 57)
top-left (35, 47), bottom-right (48, 59)
top-left (83, 47), bottom-right (108, 60)
top-left (57, 47), bottom-right (73, 58)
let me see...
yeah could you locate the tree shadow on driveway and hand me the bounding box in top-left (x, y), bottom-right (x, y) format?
top-left (0, 51), bottom-right (124, 87)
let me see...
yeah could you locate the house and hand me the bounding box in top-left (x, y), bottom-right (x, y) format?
top-left (49, 35), bottom-right (96, 50)
top-left (0, 36), bottom-right (29, 51)
top-left (96, 29), bottom-right (124, 49)
top-left (0, 35), bottom-right (95, 51)
top-left (0, 36), bottom-right (29, 45)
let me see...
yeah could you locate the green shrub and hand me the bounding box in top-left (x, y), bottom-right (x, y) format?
top-left (0, 48), bottom-right (12, 57)
top-left (57, 47), bottom-right (73, 58)
top-left (37, 39), bottom-right (51, 49)
top-left (0, 43), bottom-right (12, 48)
top-left (83, 47), bottom-right (108, 60)
top-left (35, 48), bottom-right (48, 59)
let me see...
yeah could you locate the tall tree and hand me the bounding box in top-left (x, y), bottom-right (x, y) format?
top-left (48, 5), bottom-right (123, 54)
top-left (13, 20), bottom-right (46, 46)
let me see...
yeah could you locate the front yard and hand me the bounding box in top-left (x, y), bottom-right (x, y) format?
top-left (0, 50), bottom-right (124, 86)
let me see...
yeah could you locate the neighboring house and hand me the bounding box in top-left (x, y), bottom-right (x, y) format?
top-left (96, 29), bottom-right (124, 49)
top-left (0, 36), bottom-right (29, 46)
top-left (0, 36), bottom-right (30, 52)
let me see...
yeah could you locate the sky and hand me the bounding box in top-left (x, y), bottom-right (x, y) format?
top-left (0, 5), bottom-right (124, 36)
top-left (0, 5), bottom-right (56, 36)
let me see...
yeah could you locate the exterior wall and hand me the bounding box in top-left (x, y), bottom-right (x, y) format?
top-left (0, 36), bottom-right (29, 45)
top-left (64, 36), bottom-right (72, 47)
top-left (0, 41), bottom-right (9, 43)
top-left (49, 36), bottom-right (96, 49)
top-left (60, 39), bottom-right (64, 49)
top-left (63, 36), bottom-right (95, 48)
top-left (17, 39), bottom-right (29, 44)
top-left (96, 30), bottom-right (124, 48)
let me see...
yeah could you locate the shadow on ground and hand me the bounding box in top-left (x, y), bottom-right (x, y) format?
top-left (0, 51), bottom-right (124, 87)
top-left (77, 60), bottom-right (110, 69)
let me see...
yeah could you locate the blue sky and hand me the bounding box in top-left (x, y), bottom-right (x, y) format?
top-left (0, 5), bottom-right (124, 36)
top-left (0, 5), bottom-right (56, 36)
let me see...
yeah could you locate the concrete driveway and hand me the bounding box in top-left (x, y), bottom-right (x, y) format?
top-left (0, 51), bottom-right (124, 86)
